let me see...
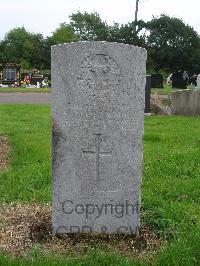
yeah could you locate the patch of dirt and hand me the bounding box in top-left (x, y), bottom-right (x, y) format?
top-left (0, 137), bottom-right (10, 172)
top-left (0, 203), bottom-right (162, 259)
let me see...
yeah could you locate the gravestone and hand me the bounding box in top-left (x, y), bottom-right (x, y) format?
top-left (197, 74), bottom-right (200, 88)
top-left (145, 75), bottom-right (151, 113)
top-left (30, 72), bottom-right (44, 85)
top-left (171, 89), bottom-right (200, 115)
top-left (188, 74), bottom-right (197, 86)
top-left (0, 63), bottom-right (20, 86)
top-left (52, 42), bottom-right (147, 235)
top-left (151, 73), bottom-right (163, 88)
top-left (171, 71), bottom-right (188, 89)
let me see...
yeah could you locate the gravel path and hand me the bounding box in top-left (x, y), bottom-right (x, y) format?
top-left (0, 93), bottom-right (51, 104)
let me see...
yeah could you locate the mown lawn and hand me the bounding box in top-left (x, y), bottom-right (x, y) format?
top-left (151, 84), bottom-right (195, 95)
top-left (0, 104), bottom-right (199, 265)
top-left (0, 87), bottom-right (51, 93)
top-left (151, 84), bottom-right (172, 95)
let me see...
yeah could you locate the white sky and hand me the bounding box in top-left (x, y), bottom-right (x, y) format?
top-left (0, 0), bottom-right (200, 39)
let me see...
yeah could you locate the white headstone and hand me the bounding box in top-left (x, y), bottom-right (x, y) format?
top-left (197, 74), bottom-right (200, 88)
top-left (52, 41), bottom-right (147, 234)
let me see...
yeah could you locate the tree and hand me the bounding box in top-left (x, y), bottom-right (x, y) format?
top-left (69, 11), bottom-right (109, 41)
top-left (0, 41), bottom-right (7, 63)
top-left (108, 21), bottom-right (146, 47)
top-left (40, 37), bottom-right (53, 70)
top-left (1, 13), bottom-right (199, 73)
top-left (0, 27), bottom-right (51, 69)
top-left (145, 15), bottom-right (200, 72)
top-left (69, 11), bottom-right (146, 47)
top-left (50, 23), bottom-right (77, 45)
top-left (1, 27), bottom-right (33, 68)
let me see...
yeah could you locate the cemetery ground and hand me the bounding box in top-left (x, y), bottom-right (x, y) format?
top-left (151, 84), bottom-right (172, 96)
top-left (151, 84), bottom-right (195, 96)
top-left (0, 84), bottom-right (193, 95)
top-left (0, 104), bottom-right (199, 265)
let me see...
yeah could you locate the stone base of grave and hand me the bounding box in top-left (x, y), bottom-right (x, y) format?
top-left (171, 89), bottom-right (200, 115)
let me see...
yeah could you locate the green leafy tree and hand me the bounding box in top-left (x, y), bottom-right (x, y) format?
top-left (40, 37), bottom-right (53, 70)
top-left (108, 20), bottom-right (146, 47)
top-left (50, 23), bottom-right (77, 45)
top-left (145, 15), bottom-right (200, 72)
top-left (32, 34), bottom-right (50, 69)
top-left (0, 41), bottom-right (7, 63)
top-left (69, 11), bottom-right (109, 41)
top-left (2, 27), bottom-right (32, 68)
top-left (69, 11), bottom-right (146, 46)
top-left (0, 27), bottom-right (51, 69)
top-left (1, 13), bottom-right (199, 73)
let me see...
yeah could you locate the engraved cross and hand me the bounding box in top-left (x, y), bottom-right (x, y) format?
top-left (82, 134), bottom-right (112, 180)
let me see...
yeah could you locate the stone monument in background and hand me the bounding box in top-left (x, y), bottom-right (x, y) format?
top-left (52, 42), bottom-right (147, 234)
top-left (197, 74), bottom-right (200, 88)
top-left (145, 75), bottom-right (151, 113)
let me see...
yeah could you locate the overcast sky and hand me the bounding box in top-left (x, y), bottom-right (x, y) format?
top-left (0, 0), bottom-right (199, 39)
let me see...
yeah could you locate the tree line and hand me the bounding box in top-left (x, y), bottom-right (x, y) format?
top-left (0, 11), bottom-right (200, 74)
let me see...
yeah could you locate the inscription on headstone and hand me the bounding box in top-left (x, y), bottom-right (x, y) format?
top-left (52, 42), bottom-right (147, 234)
top-left (82, 133), bottom-right (112, 181)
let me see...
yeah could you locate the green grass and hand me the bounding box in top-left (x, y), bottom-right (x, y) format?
top-left (0, 250), bottom-right (145, 266)
top-left (0, 87), bottom-right (51, 93)
top-left (0, 104), bottom-right (51, 202)
top-left (151, 84), bottom-right (173, 95)
top-left (0, 105), bottom-right (200, 265)
top-left (151, 84), bottom-right (195, 95)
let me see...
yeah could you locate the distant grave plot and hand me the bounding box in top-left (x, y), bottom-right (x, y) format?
top-left (0, 63), bottom-right (20, 86)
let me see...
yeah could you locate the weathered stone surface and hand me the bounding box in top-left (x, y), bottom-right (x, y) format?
top-left (171, 89), bottom-right (200, 115)
top-left (52, 41), bottom-right (147, 234)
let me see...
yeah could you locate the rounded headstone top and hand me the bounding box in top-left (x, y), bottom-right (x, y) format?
top-left (51, 41), bottom-right (147, 56)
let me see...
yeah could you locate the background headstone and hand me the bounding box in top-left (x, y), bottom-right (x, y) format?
top-left (188, 74), bottom-right (197, 86)
top-left (151, 73), bottom-right (163, 88)
top-left (52, 41), bottom-right (147, 235)
top-left (171, 89), bottom-right (200, 115)
top-left (197, 74), bottom-right (200, 88)
top-left (145, 75), bottom-right (151, 113)
top-left (0, 63), bottom-right (20, 86)
top-left (171, 71), bottom-right (188, 89)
